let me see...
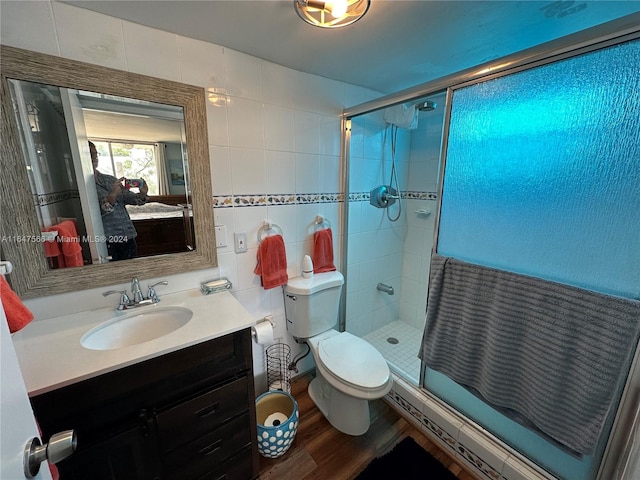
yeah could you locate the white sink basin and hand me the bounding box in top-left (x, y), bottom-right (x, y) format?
top-left (81, 306), bottom-right (193, 350)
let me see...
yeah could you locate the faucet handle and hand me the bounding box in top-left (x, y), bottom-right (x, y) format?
top-left (147, 281), bottom-right (168, 303)
top-left (102, 290), bottom-right (131, 310)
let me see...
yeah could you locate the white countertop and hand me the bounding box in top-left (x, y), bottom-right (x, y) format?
top-left (127, 202), bottom-right (192, 220)
top-left (12, 289), bottom-right (255, 397)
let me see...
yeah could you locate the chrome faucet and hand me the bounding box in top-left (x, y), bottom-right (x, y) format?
top-left (103, 278), bottom-right (168, 310)
top-left (147, 281), bottom-right (168, 303)
top-left (131, 277), bottom-right (144, 303)
top-left (377, 282), bottom-right (394, 295)
top-left (102, 290), bottom-right (131, 311)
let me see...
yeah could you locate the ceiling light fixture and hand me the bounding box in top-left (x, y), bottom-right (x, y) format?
top-left (295, 0), bottom-right (370, 28)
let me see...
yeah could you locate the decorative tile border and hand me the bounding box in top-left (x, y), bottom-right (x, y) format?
top-left (405, 191), bottom-right (438, 200)
top-left (34, 190), bottom-right (80, 207)
top-left (234, 195), bottom-right (267, 207)
top-left (266, 194), bottom-right (297, 206)
top-left (213, 195), bottom-right (234, 208)
top-left (349, 190), bottom-right (438, 202)
top-left (386, 390), bottom-right (458, 453)
top-left (457, 442), bottom-right (501, 480)
top-left (213, 192), bottom-right (343, 208)
top-left (212, 191), bottom-right (433, 208)
top-left (348, 191), bottom-right (370, 202)
top-left (385, 387), bottom-right (507, 480)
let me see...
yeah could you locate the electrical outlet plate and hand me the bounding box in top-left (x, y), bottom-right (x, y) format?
top-left (234, 232), bottom-right (247, 253)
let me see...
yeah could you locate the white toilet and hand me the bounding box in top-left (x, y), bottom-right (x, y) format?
top-left (284, 271), bottom-right (392, 435)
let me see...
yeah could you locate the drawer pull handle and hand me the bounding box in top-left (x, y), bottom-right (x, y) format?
top-left (214, 475), bottom-right (227, 480)
top-left (199, 439), bottom-right (222, 457)
top-left (196, 402), bottom-right (220, 418)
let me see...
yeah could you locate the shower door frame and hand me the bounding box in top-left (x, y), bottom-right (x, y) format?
top-left (341, 13), bottom-right (640, 480)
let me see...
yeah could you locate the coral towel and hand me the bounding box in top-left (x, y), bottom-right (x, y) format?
top-left (1, 276), bottom-right (34, 333)
top-left (254, 235), bottom-right (288, 289)
top-left (42, 227), bottom-right (65, 268)
top-left (56, 220), bottom-right (84, 267)
top-left (312, 228), bottom-right (336, 273)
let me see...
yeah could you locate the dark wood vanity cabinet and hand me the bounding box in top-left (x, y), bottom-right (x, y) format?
top-left (30, 328), bottom-right (259, 480)
top-left (133, 216), bottom-right (195, 258)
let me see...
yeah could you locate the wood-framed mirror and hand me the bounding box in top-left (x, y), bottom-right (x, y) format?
top-left (1, 45), bottom-right (217, 299)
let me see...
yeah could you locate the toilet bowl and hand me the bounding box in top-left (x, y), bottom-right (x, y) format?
top-left (284, 272), bottom-right (392, 435)
top-left (306, 330), bottom-right (392, 435)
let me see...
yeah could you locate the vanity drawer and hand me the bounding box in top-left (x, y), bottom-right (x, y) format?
top-left (163, 413), bottom-right (252, 480)
top-left (195, 446), bottom-right (255, 480)
top-left (157, 376), bottom-right (249, 453)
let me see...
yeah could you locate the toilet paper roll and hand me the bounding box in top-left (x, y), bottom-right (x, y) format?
top-left (265, 412), bottom-right (288, 427)
top-left (252, 321), bottom-right (274, 344)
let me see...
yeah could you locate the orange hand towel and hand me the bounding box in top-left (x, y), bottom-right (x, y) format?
top-left (56, 220), bottom-right (84, 267)
top-left (254, 235), bottom-right (288, 289)
top-left (312, 228), bottom-right (336, 273)
top-left (42, 227), bottom-right (65, 268)
top-left (1, 276), bottom-right (34, 333)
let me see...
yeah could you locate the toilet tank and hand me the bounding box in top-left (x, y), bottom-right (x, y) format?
top-left (284, 272), bottom-right (344, 339)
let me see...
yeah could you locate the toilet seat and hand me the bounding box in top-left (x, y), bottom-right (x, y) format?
top-left (316, 332), bottom-right (390, 392)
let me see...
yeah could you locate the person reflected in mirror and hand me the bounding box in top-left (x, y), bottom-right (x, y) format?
top-left (90, 141), bottom-right (149, 261)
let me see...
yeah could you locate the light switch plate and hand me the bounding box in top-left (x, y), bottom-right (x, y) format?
top-left (214, 225), bottom-right (227, 247)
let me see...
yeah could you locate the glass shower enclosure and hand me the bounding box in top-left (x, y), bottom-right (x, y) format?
top-left (342, 24), bottom-right (640, 480)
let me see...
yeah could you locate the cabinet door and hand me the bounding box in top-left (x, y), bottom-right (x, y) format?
top-left (56, 424), bottom-right (162, 480)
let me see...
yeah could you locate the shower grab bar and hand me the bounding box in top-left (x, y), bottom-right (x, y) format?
top-left (257, 220), bottom-right (283, 243)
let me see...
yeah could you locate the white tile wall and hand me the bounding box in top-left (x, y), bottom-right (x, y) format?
top-left (263, 105), bottom-right (295, 152)
top-left (52, 1), bottom-right (127, 70)
top-left (2, 1), bottom-right (378, 388)
top-left (121, 22), bottom-right (181, 82)
top-left (177, 36), bottom-right (226, 89)
top-left (345, 99), bottom-right (443, 338)
top-left (0, 1), bottom-right (59, 55)
top-left (265, 151), bottom-right (296, 194)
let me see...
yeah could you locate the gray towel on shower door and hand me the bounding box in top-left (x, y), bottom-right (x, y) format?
top-left (418, 254), bottom-right (640, 456)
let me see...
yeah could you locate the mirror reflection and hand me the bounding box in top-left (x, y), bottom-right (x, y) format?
top-left (8, 79), bottom-right (195, 268)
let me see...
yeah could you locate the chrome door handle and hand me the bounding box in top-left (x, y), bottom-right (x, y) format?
top-left (24, 430), bottom-right (77, 478)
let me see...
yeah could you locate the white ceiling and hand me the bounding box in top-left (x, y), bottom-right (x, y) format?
top-left (65, 1), bottom-right (640, 95)
top-left (84, 110), bottom-right (185, 143)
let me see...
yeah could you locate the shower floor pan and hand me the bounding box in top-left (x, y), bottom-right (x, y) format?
top-left (364, 320), bottom-right (422, 385)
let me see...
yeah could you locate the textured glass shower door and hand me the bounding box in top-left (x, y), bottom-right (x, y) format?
top-left (428, 37), bottom-right (640, 480)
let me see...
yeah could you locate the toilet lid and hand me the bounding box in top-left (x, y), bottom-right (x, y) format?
top-left (317, 332), bottom-right (389, 390)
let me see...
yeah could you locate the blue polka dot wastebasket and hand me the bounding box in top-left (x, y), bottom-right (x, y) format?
top-left (255, 390), bottom-right (298, 458)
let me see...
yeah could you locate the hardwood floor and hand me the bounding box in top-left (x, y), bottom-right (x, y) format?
top-left (258, 371), bottom-right (476, 480)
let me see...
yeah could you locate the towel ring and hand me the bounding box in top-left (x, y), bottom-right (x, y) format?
top-left (314, 215), bottom-right (331, 231)
top-left (257, 221), bottom-right (283, 243)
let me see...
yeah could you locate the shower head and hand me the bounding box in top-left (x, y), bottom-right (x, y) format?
top-left (416, 100), bottom-right (437, 111)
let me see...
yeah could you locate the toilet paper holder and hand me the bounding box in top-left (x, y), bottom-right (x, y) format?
top-left (251, 316), bottom-right (274, 342)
